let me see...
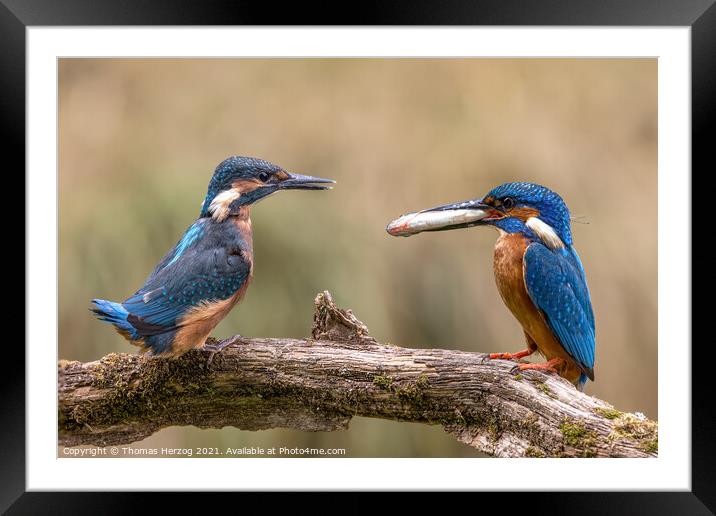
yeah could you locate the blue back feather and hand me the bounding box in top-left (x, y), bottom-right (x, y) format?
top-left (523, 243), bottom-right (596, 380)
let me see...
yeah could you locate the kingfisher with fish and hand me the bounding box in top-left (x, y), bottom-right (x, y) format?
top-left (387, 182), bottom-right (595, 389)
top-left (91, 156), bottom-right (334, 357)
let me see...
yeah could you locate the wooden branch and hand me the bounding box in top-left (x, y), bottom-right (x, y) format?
top-left (59, 291), bottom-right (657, 457)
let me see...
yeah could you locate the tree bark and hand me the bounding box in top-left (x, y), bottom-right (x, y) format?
top-left (58, 291), bottom-right (657, 457)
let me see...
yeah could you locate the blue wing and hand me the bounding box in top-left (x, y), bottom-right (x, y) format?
top-left (523, 243), bottom-right (595, 379)
top-left (121, 219), bottom-right (251, 337)
top-left (143, 220), bottom-right (206, 281)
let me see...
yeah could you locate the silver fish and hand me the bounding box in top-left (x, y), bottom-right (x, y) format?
top-left (386, 208), bottom-right (488, 237)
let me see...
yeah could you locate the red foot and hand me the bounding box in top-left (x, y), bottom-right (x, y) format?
top-left (515, 357), bottom-right (566, 374)
top-left (489, 348), bottom-right (535, 361)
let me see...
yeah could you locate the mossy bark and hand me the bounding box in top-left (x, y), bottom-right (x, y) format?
top-left (59, 291), bottom-right (657, 457)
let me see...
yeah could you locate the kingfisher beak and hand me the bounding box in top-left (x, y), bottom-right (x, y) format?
top-left (387, 199), bottom-right (496, 237)
top-left (280, 173), bottom-right (336, 191)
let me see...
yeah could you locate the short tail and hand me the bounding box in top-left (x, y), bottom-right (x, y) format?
top-left (576, 372), bottom-right (590, 392)
top-left (90, 299), bottom-right (138, 340)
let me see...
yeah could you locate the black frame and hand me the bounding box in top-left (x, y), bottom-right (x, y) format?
top-left (5, 1), bottom-right (711, 512)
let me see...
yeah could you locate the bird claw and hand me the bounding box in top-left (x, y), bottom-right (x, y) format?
top-left (204, 335), bottom-right (242, 367)
top-left (488, 348), bottom-right (536, 362)
top-left (511, 359), bottom-right (563, 376)
top-left (483, 353), bottom-right (523, 366)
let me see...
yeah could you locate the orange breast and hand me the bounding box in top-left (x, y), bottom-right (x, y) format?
top-left (493, 233), bottom-right (582, 383)
top-left (168, 279), bottom-right (252, 357)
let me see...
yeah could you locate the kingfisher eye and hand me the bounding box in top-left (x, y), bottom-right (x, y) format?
top-left (502, 197), bottom-right (515, 210)
top-left (258, 172), bottom-right (270, 182)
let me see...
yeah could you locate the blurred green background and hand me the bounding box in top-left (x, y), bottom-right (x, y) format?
top-left (59, 58), bottom-right (657, 457)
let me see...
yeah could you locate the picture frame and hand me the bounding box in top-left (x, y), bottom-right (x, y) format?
top-left (6, 0), bottom-right (710, 511)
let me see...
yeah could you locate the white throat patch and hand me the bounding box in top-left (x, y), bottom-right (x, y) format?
top-left (526, 217), bottom-right (565, 249)
top-left (209, 189), bottom-right (241, 222)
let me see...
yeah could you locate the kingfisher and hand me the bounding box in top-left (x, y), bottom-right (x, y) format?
top-left (91, 156), bottom-right (334, 357)
top-left (387, 182), bottom-right (595, 389)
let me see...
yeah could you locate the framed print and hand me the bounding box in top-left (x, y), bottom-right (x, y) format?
top-left (5, 0), bottom-right (712, 512)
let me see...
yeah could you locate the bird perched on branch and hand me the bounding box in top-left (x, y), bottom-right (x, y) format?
top-left (387, 182), bottom-right (595, 389)
top-left (92, 156), bottom-right (334, 357)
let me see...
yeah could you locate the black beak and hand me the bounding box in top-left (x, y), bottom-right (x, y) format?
top-left (280, 173), bottom-right (336, 191)
top-left (422, 198), bottom-right (490, 214)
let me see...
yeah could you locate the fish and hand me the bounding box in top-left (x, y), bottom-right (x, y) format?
top-left (386, 208), bottom-right (488, 237)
